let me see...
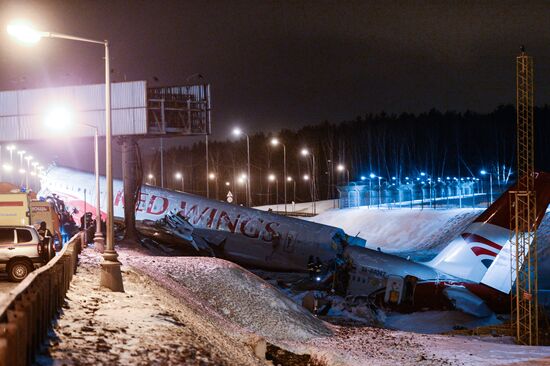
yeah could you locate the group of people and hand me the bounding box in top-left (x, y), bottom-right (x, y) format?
top-left (80, 212), bottom-right (106, 244)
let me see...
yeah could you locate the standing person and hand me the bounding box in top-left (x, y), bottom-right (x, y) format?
top-left (307, 256), bottom-right (315, 279)
top-left (37, 221), bottom-right (53, 261)
top-left (314, 257), bottom-right (323, 280)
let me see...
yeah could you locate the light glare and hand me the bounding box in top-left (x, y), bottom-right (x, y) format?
top-left (44, 106), bottom-right (72, 130)
top-left (7, 21), bottom-right (43, 44)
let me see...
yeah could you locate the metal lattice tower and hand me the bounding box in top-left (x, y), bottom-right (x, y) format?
top-left (510, 50), bottom-right (538, 345)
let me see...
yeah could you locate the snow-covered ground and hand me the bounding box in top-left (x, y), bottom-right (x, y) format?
top-left (300, 206), bottom-right (550, 331)
top-left (36, 243), bottom-right (550, 365)
top-left (305, 207), bottom-right (550, 283)
top-left (306, 207), bottom-right (482, 254)
top-left (118, 245), bottom-right (550, 366)
top-left (37, 248), bottom-right (265, 366)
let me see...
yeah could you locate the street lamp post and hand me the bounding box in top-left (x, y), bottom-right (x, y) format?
top-left (480, 170), bottom-right (493, 207)
top-left (45, 109), bottom-right (104, 249)
top-left (270, 138), bottom-right (287, 214)
top-left (8, 20), bottom-right (124, 290)
top-left (175, 172), bottom-right (184, 191)
top-left (303, 174), bottom-right (314, 214)
top-left (301, 148), bottom-right (316, 214)
top-left (6, 145), bottom-right (15, 183)
top-left (287, 176), bottom-right (296, 209)
top-left (337, 164), bottom-right (349, 186)
top-left (24, 155), bottom-right (32, 190)
top-left (233, 128), bottom-right (251, 206)
top-left (17, 150), bottom-right (25, 168)
top-left (268, 174), bottom-right (278, 211)
top-left (209, 172), bottom-right (218, 200)
top-left (237, 174), bottom-right (248, 204)
top-left (369, 173), bottom-right (376, 208)
top-left (378, 176), bottom-right (382, 208)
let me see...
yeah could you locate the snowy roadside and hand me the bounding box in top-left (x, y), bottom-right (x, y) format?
top-left (39, 244), bottom-right (550, 366)
top-left (36, 247), bottom-right (266, 366)
top-left (120, 245), bottom-right (550, 366)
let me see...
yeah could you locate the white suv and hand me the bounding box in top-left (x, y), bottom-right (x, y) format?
top-left (0, 226), bottom-right (52, 282)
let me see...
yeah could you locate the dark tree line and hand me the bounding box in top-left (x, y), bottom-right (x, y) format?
top-left (143, 104), bottom-right (550, 206)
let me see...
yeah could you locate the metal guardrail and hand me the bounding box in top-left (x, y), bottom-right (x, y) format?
top-left (0, 233), bottom-right (82, 366)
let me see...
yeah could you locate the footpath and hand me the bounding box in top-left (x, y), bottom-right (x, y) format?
top-left (35, 246), bottom-right (266, 366)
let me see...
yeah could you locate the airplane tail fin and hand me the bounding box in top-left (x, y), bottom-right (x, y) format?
top-left (428, 172), bottom-right (550, 290)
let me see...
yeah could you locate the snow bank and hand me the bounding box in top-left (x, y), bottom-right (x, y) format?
top-left (306, 207), bottom-right (482, 253)
top-left (123, 253), bottom-right (332, 343)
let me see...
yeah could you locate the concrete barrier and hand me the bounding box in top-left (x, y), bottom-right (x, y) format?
top-left (0, 234), bottom-right (82, 366)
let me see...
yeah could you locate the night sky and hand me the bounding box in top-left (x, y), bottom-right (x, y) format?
top-left (0, 1), bottom-right (549, 172)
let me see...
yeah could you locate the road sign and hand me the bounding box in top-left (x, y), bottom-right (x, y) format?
top-left (227, 191), bottom-right (233, 203)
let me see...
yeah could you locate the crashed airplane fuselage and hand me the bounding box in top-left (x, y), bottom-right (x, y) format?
top-left (38, 166), bottom-right (364, 272)
top-left (38, 166), bottom-right (550, 316)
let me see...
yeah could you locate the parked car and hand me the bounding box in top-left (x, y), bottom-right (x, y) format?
top-left (0, 226), bottom-right (53, 282)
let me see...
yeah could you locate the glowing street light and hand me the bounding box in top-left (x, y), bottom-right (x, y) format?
top-left (300, 148), bottom-right (317, 214)
top-left (44, 106), bottom-right (72, 129)
top-left (232, 127), bottom-right (251, 206)
top-left (43, 106), bottom-right (104, 247)
top-left (8, 19), bottom-right (122, 291)
top-left (208, 172), bottom-right (218, 199)
top-left (336, 164), bottom-right (349, 186)
top-left (480, 169), bottom-right (493, 205)
top-left (6, 145), bottom-right (16, 163)
top-left (147, 173), bottom-right (155, 186)
top-left (287, 176), bottom-right (296, 204)
top-left (270, 137), bottom-right (287, 214)
top-left (6, 20), bottom-right (45, 44)
top-left (175, 172), bottom-right (184, 191)
top-left (367, 173), bottom-right (376, 208)
top-left (267, 173), bottom-right (279, 209)
top-left (17, 150), bottom-right (25, 168)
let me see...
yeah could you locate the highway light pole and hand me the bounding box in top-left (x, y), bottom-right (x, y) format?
top-left (287, 176), bottom-right (296, 208)
top-left (268, 174), bottom-right (278, 211)
top-left (270, 138), bottom-right (287, 214)
top-left (43, 107), bottom-right (104, 250)
top-left (337, 164), bottom-right (349, 186)
top-left (82, 124), bottom-right (104, 249)
top-left (175, 172), bottom-right (184, 191)
top-left (301, 148), bottom-right (316, 215)
top-left (233, 128), bottom-right (251, 206)
top-left (8, 20), bottom-right (123, 291)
